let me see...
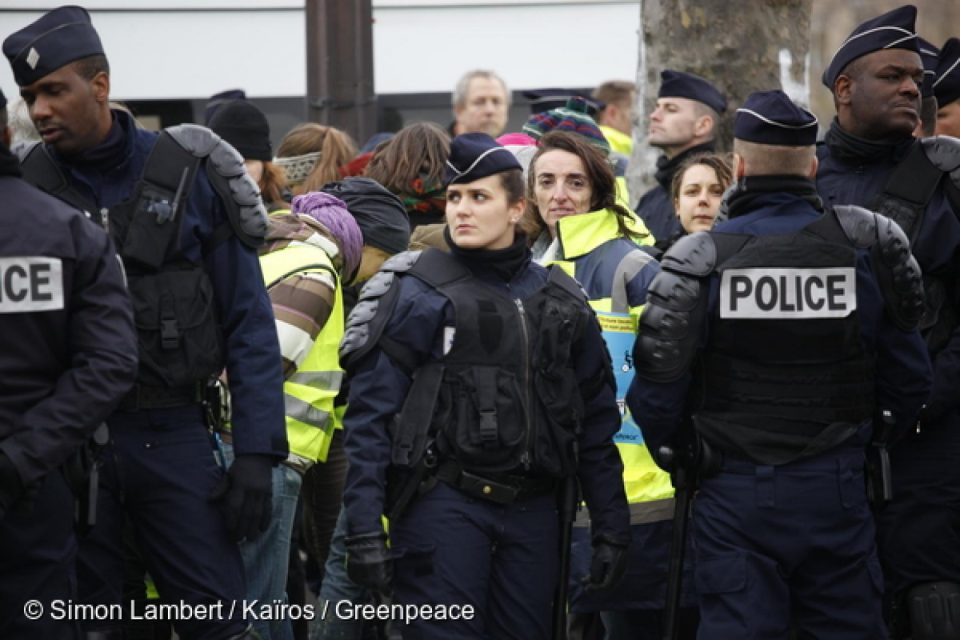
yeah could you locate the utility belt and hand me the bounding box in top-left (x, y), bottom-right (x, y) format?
top-left (118, 381), bottom-right (206, 412)
top-left (435, 459), bottom-right (558, 505)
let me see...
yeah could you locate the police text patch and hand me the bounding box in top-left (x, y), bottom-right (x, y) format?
top-left (720, 268), bottom-right (856, 319)
top-left (0, 257), bottom-right (64, 313)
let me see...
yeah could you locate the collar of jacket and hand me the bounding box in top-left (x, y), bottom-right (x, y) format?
top-left (555, 208), bottom-right (632, 259)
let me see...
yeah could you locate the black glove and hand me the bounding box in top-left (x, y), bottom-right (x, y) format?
top-left (210, 453), bottom-right (273, 541)
top-left (585, 534), bottom-right (628, 592)
top-left (345, 530), bottom-right (393, 592)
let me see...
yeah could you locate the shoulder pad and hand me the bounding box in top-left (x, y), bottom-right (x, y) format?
top-left (380, 250), bottom-right (422, 274)
top-left (833, 204), bottom-right (879, 249)
top-left (635, 269), bottom-right (707, 382)
top-left (339, 254), bottom-right (421, 369)
top-left (874, 214), bottom-right (925, 331)
top-left (166, 124), bottom-right (222, 159)
top-left (921, 136), bottom-right (960, 173)
top-left (660, 231), bottom-right (716, 277)
top-left (175, 126), bottom-right (268, 249)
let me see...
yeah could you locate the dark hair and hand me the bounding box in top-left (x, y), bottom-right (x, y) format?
top-left (670, 152), bottom-right (734, 205)
top-left (363, 122), bottom-right (450, 195)
top-left (498, 168), bottom-right (525, 206)
top-left (72, 55), bottom-right (110, 80)
top-left (524, 130), bottom-right (644, 241)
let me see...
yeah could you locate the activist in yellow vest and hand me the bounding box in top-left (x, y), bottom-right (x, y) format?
top-left (260, 241), bottom-right (345, 466)
top-left (539, 208), bottom-right (673, 523)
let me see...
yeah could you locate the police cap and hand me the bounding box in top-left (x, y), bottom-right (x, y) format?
top-left (3, 6), bottom-right (105, 87)
top-left (934, 37), bottom-right (960, 107)
top-left (444, 133), bottom-right (521, 186)
top-left (917, 37), bottom-right (940, 98)
top-left (658, 70), bottom-right (727, 114)
top-left (734, 90), bottom-right (818, 146)
top-left (821, 5), bottom-right (919, 90)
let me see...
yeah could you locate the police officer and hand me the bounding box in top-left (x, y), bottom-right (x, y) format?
top-left (3, 7), bottom-right (287, 639)
top-left (338, 133), bottom-right (630, 639)
top-left (934, 37), bottom-right (960, 137)
top-left (0, 85), bottom-right (138, 639)
top-left (635, 70), bottom-right (727, 245)
top-left (628, 90), bottom-right (932, 638)
top-left (816, 7), bottom-right (960, 637)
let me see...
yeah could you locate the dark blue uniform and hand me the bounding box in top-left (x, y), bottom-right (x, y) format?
top-left (0, 152), bottom-right (137, 639)
top-left (817, 133), bottom-right (960, 607)
top-left (627, 188), bottom-right (932, 638)
top-left (25, 111), bottom-right (287, 639)
top-left (342, 252), bottom-right (629, 640)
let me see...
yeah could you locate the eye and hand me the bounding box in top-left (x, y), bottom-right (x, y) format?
top-left (569, 178), bottom-right (586, 189)
top-left (474, 193), bottom-right (488, 202)
top-left (709, 185), bottom-right (725, 196)
top-left (537, 177), bottom-right (554, 188)
top-left (448, 192), bottom-right (461, 203)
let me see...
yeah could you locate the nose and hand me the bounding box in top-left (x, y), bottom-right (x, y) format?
top-left (29, 95), bottom-right (52, 123)
top-left (901, 76), bottom-right (920, 97)
top-left (550, 183), bottom-right (570, 202)
top-left (650, 107), bottom-right (663, 123)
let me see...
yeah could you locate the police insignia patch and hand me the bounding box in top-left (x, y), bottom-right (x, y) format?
top-left (720, 268), bottom-right (856, 319)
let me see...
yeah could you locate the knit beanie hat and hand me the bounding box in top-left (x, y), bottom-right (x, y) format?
top-left (320, 177), bottom-right (411, 256)
top-left (208, 99), bottom-right (272, 162)
top-left (523, 97), bottom-right (610, 155)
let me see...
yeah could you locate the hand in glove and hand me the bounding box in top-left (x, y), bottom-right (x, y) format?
top-left (584, 534), bottom-right (628, 592)
top-left (209, 453), bottom-right (273, 541)
top-left (345, 531), bottom-right (393, 592)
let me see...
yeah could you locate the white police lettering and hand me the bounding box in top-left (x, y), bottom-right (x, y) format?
top-left (720, 268), bottom-right (856, 319)
top-left (0, 257), bottom-right (64, 313)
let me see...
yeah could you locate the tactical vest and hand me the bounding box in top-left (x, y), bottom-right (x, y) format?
top-left (871, 136), bottom-right (960, 353)
top-left (391, 250), bottom-right (590, 478)
top-left (19, 127), bottom-right (267, 398)
top-left (259, 240), bottom-right (344, 465)
top-left (694, 213), bottom-right (875, 465)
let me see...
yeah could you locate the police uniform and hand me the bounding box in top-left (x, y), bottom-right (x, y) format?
top-left (815, 8), bottom-right (960, 636)
top-left (628, 91), bottom-right (932, 638)
top-left (634, 70), bottom-right (727, 244)
top-left (339, 134), bottom-right (630, 639)
top-left (0, 130), bottom-right (137, 639)
top-left (3, 8), bottom-right (287, 639)
top-left (934, 37), bottom-right (960, 136)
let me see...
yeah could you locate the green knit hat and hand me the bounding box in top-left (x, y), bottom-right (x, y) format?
top-left (522, 97), bottom-right (610, 155)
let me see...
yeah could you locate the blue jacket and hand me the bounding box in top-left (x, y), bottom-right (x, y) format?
top-left (0, 170), bottom-right (137, 488)
top-left (45, 111), bottom-right (287, 458)
top-left (627, 189), bottom-right (933, 456)
top-left (342, 251), bottom-right (629, 542)
top-left (817, 137), bottom-right (960, 428)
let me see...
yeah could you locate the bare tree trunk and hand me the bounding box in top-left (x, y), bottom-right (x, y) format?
top-left (628, 0), bottom-right (812, 205)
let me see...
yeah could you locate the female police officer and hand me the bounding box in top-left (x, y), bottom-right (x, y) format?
top-left (337, 133), bottom-right (630, 639)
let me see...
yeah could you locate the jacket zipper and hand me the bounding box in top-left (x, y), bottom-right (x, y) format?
top-left (515, 298), bottom-right (534, 471)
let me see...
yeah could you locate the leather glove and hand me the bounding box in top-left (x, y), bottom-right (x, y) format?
top-left (209, 453), bottom-right (273, 542)
top-left (345, 531), bottom-right (393, 592)
top-left (585, 534), bottom-right (628, 592)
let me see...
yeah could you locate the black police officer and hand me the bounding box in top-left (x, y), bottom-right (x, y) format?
top-left (0, 85), bottom-right (138, 639)
top-left (628, 90), bottom-right (932, 638)
top-left (3, 7), bottom-right (287, 639)
top-left (816, 6), bottom-right (960, 637)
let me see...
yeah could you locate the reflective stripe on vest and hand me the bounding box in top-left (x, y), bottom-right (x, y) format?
top-left (260, 243), bottom-right (344, 463)
top-left (544, 222), bottom-right (673, 514)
